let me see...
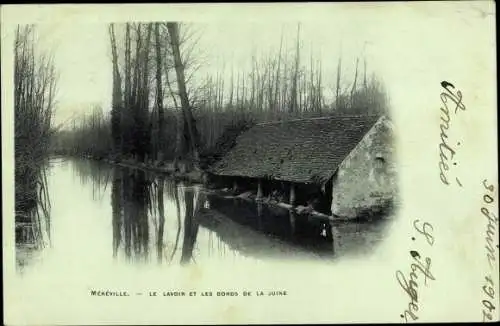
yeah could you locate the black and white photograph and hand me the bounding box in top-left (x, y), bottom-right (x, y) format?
top-left (2, 2), bottom-right (498, 325)
top-left (14, 19), bottom-right (398, 271)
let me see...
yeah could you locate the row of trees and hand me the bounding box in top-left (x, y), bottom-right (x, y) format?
top-left (53, 23), bottom-right (389, 170)
top-left (52, 105), bottom-right (112, 159)
top-left (107, 22), bottom-right (200, 168)
top-left (15, 25), bottom-right (56, 214)
top-left (15, 25), bottom-right (56, 252)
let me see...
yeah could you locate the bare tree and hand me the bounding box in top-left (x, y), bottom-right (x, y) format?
top-left (273, 29), bottom-right (284, 111)
top-left (351, 57), bottom-right (359, 102)
top-left (167, 22), bottom-right (201, 170)
top-left (154, 23), bottom-right (165, 162)
top-left (290, 23), bottom-right (301, 113)
top-left (109, 24), bottom-right (123, 156)
top-left (15, 25), bottom-right (57, 247)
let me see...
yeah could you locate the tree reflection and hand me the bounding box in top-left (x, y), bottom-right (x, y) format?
top-left (168, 180), bottom-right (182, 262)
top-left (156, 176), bottom-right (165, 263)
top-left (111, 168), bottom-right (122, 258)
top-left (71, 159), bottom-right (110, 200)
top-left (109, 167), bottom-right (202, 265)
top-left (15, 162), bottom-right (52, 272)
top-left (180, 188), bottom-right (201, 265)
top-left (111, 168), bottom-right (152, 263)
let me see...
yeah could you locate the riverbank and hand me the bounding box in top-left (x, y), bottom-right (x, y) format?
top-left (206, 189), bottom-right (355, 224)
top-left (106, 159), bottom-right (206, 184)
top-left (49, 154), bottom-right (207, 183)
top-left (51, 155), bottom-right (385, 224)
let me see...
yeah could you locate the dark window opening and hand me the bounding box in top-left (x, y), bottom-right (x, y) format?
top-left (374, 156), bottom-right (386, 173)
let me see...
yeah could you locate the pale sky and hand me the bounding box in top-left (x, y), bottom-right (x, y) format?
top-left (3, 2), bottom-right (494, 128)
top-left (35, 22), bottom-right (112, 125)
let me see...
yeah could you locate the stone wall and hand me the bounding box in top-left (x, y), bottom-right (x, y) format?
top-left (331, 116), bottom-right (397, 219)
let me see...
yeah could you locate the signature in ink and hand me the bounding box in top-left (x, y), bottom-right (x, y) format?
top-left (438, 81), bottom-right (466, 187)
top-left (396, 219), bottom-right (435, 322)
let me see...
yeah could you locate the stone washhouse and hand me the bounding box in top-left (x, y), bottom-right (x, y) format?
top-left (208, 115), bottom-right (397, 219)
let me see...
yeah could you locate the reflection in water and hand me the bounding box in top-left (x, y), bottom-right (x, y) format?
top-left (108, 165), bottom-right (204, 265)
top-left (120, 169), bottom-right (151, 262)
top-left (15, 160), bottom-right (52, 273)
top-left (168, 180), bottom-right (182, 262)
top-left (72, 158), bottom-right (111, 201)
top-left (180, 190), bottom-right (201, 265)
top-left (199, 195), bottom-right (336, 258)
top-left (15, 158), bottom-right (394, 273)
top-left (156, 176), bottom-right (165, 263)
top-left (111, 167), bottom-right (122, 259)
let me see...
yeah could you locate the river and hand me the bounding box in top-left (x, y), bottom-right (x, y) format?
top-left (15, 157), bottom-right (395, 275)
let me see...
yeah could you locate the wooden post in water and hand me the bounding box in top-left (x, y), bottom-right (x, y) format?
top-left (257, 179), bottom-right (263, 200)
top-left (289, 210), bottom-right (297, 237)
top-left (257, 201), bottom-right (263, 230)
top-left (290, 183), bottom-right (296, 206)
top-left (232, 180), bottom-right (238, 193)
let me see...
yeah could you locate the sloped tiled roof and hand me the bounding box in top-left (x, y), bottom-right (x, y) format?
top-left (209, 115), bottom-right (382, 185)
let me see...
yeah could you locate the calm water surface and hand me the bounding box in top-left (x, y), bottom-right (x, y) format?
top-left (15, 157), bottom-right (394, 274)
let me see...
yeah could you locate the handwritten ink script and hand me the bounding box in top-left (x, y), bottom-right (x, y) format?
top-left (480, 179), bottom-right (498, 322)
top-left (396, 219), bottom-right (435, 322)
top-left (438, 81), bottom-right (466, 187)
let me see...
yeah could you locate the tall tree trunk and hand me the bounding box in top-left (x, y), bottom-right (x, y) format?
top-left (140, 24), bottom-right (152, 162)
top-left (161, 35), bottom-right (183, 166)
top-left (166, 22), bottom-right (200, 170)
top-left (154, 23), bottom-right (165, 162)
top-left (274, 29), bottom-right (284, 111)
top-left (335, 54), bottom-right (342, 109)
top-left (290, 23), bottom-right (301, 113)
top-left (351, 57), bottom-right (359, 104)
top-left (109, 24), bottom-right (123, 157)
top-left (309, 49), bottom-right (315, 111)
top-left (236, 72), bottom-right (240, 107)
top-left (132, 24), bottom-right (142, 115)
top-left (123, 23), bottom-right (131, 155)
top-left (363, 57), bottom-right (367, 89)
top-left (268, 59), bottom-right (273, 111)
top-left (317, 59), bottom-right (323, 113)
top-left (229, 65), bottom-right (234, 108)
top-left (130, 24), bottom-right (142, 160)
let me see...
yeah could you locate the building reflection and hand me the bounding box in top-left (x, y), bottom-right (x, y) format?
top-left (199, 194), bottom-right (335, 258)
top-left (75, 161), bottom-right (340, 265)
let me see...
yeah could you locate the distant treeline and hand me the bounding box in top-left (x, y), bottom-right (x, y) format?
top-left (52, 23), bottom-right (389, 168)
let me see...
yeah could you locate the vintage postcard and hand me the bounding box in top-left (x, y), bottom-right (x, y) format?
top-left (2, 2), bottom-right (498, 325)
